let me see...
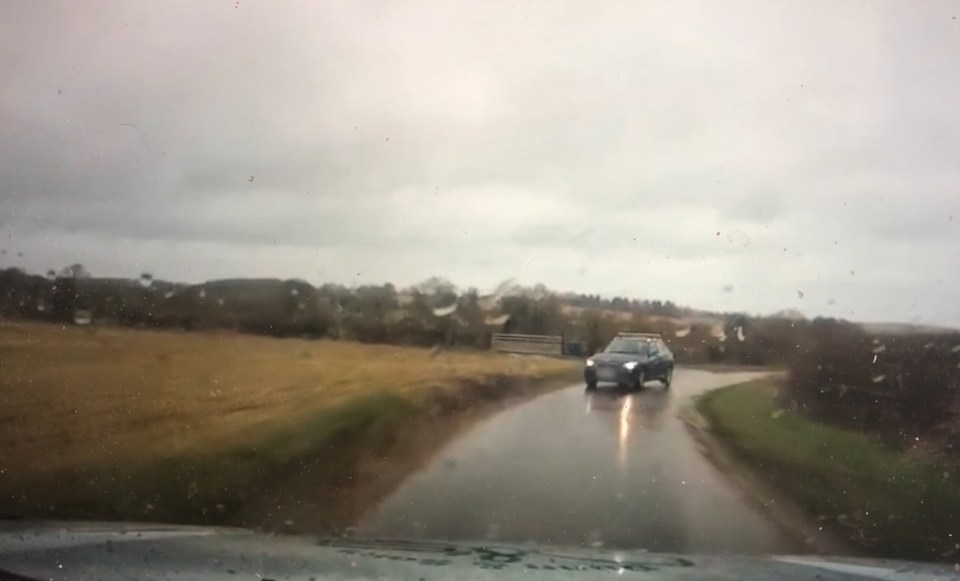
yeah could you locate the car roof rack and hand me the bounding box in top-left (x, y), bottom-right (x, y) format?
top-left (616, 332), bottom-right (662, 340)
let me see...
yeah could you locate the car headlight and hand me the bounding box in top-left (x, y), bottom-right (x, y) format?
top-left (585, 359), bottom-right (595, 367)
top-left (623, 361), bottom-right (638, 371)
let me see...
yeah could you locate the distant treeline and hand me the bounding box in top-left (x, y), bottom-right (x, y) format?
top-left (0, 265), bottom-right (818, 363)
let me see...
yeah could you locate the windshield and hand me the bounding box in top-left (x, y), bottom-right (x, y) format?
top-left (2, 1), bottom-right (960, 576)
top-left (604, 338), bottom-right (651, 355)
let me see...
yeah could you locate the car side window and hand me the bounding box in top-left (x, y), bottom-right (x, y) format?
top-left (657, 340), bottom-right (669, 356)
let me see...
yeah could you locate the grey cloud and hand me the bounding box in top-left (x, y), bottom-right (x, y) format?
top-left (2, 0), bottom-right (960, 325)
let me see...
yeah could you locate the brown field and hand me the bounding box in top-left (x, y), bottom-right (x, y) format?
top-left (0, 320), bottom-right (577, 525)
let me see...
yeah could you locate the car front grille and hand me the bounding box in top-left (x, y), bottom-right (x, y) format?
top-left (595, 364), bottom-right (621, 380)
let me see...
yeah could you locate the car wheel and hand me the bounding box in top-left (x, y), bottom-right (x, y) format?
top-left (633, 370), bottom-right (645, 391)
top-left (586, 381), bottom-right (597, 391)
top-left (663, 367), bottom-right (673, 389)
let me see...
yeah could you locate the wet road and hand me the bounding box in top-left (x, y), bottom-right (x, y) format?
top-left (357, 369), bottom-right (796, 555)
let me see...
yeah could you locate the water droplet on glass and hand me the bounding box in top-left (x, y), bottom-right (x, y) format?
top-left (726, 229), bottom-right (752, 247)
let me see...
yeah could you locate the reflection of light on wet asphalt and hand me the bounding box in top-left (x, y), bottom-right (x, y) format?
top-left (618, 395), bottom-right (633, 468)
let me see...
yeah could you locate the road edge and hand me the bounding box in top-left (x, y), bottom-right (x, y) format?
top-left (231, 371), bottom-right (582, 535)
top-left (679, 392), bottom-right (858, 558)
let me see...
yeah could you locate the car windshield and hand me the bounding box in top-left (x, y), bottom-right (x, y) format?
top-left (3, 2), bottom-right (960, 577)
top-left (604, 338), bottom-right (651, 355)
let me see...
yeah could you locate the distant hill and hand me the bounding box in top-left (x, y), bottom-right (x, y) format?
top-left (859, 322), bottom-right (959, 335)
top-left (5, 265), bottom-right (958, 345)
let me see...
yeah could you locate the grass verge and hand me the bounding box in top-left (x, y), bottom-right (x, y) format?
top-left (0, 321), bottom-right (578, 527)
top-left (698, 378), bottom-right (960, 562)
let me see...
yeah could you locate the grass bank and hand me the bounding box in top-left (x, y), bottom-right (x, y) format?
top-left (0, 321), bottom-right (577, 528)
top-left (698, 379), bottom-right (960, 562)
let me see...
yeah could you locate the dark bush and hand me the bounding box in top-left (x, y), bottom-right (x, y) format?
top-left (785, 321), bottom-right (960, 443)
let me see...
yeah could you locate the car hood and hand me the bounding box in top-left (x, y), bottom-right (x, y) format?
top-left (0, 521), bottom-right (953, 580)
top-left (590, 352), bottom-right (650, 365)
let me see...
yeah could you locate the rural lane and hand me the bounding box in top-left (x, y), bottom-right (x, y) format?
top-left (356, 368), bottom-right (798, 555)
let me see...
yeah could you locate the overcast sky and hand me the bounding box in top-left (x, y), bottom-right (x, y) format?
top-left (2, 1), bottom-right (959, 325)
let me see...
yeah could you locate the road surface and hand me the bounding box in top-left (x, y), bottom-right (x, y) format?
top-left (356, 368), bottom-right (797, 555)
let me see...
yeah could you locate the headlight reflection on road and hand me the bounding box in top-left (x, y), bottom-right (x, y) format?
top-left (618, 395), bottom-right (634, 468)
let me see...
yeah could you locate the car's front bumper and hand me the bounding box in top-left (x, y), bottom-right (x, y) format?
top-left (584, 364), bottom-right (634, 385)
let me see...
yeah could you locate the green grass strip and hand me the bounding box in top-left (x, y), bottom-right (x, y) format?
top-left (699, 380), bottom-right (960, 562)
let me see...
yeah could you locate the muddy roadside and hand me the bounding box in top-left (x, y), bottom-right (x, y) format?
top-left (229, 373), bottom-right (580, 535)
top-left (679, 397), bottom-right (857, 558)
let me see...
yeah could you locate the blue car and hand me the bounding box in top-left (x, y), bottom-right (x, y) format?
top-left (584, 333), bottom-right (674, 391)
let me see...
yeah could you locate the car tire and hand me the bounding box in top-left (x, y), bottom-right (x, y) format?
top-left (663, 367), bottom-right (673, 389)
top-left (633, 370), bottom-right (645, 391)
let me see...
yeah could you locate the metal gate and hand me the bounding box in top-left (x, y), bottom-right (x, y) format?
top-left (491, 333), bottom-right (563, 356)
